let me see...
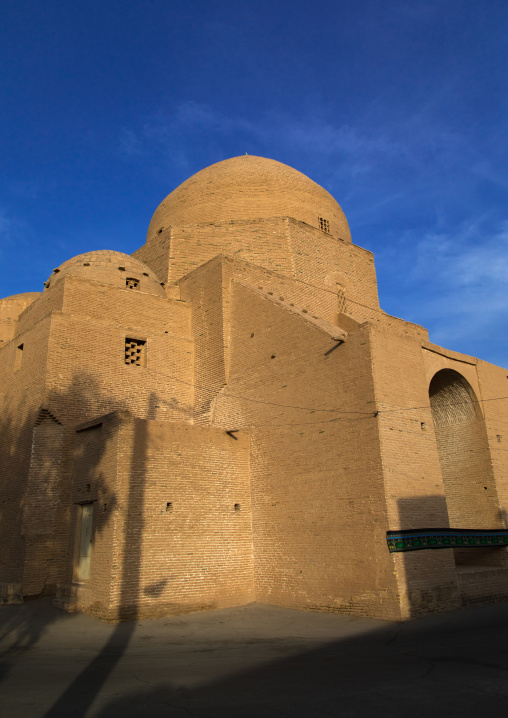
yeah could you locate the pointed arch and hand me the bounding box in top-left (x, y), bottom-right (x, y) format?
top-left (429, 369), bottom-right (504, 567)
top-left (34, 408), bottom-right (62, 426)
top-left (22, 409), bottom-right (64, 536)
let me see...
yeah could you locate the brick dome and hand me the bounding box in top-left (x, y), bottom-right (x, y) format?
top-left (146, 155), bottom-right (351, 244)
top-left (0, 293), bottom-right (40, 320)
top-left (45, 251), bottom-right (165, 297)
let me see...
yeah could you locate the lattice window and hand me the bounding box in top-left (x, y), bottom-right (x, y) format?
top-left (125, 338), bottom-right (146, 366)
top-left (319, 217), bottom-right (330, 234)
top-left (126, 277), bottom-right (140, 290)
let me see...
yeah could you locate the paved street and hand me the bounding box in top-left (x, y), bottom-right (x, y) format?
top-left (1, 598), bottom-right (508, 717)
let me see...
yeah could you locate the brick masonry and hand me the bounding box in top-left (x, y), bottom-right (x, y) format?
top-left (1, 155), bottom-right (507, 618)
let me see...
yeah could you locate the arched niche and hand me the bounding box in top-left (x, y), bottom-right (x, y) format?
top-left (22, 410), bottom-right (64, 537)
top-left (429, 369), bottom-right (505, 567)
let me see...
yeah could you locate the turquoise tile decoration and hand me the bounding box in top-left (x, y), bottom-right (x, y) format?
top-left (386, 528), bottom-right (508, 553)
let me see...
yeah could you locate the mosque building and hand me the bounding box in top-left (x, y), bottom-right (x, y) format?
top-left (1, 155), bottom-right (507, 620)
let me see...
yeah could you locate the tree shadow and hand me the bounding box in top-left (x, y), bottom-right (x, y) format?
top-left (0, 599), bottom-right (74, 684)
top-left (88, 602), bottom-right (508, 717)
top-left (0, 375), bottom-right (153, 707)
top-left (42, 394), bottom-right (152, 717)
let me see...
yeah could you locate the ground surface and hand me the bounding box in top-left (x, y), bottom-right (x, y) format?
top-left (1, 599), bottom-right (508, 717)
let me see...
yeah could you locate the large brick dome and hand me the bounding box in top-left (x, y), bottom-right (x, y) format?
top-left (146, 155), bottom-right (351, 244)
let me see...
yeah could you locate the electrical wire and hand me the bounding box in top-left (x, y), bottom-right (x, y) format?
top-left (142, 364), bottom-right (508, 418)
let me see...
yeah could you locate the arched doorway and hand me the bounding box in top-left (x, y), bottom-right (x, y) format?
top-left (429, 369), bottom-right (505, 567)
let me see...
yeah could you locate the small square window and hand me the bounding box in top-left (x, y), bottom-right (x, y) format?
top-left (124, 338), bottom-right (146, 366)
top-left (319, 217), bottom-right (330, 234)
top-left (126, 277), bottom-right (140, 290)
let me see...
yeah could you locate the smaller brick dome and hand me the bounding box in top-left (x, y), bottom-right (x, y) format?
top-left (45, 251), bottom-right (165, 297)
top-left (0, 292), bottom-right (40, 320)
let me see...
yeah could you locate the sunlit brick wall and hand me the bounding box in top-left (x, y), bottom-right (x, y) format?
top-left (211, 282), bottom-right (401, 619)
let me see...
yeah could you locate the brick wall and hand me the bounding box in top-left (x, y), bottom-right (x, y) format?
top-left (0, 273), bottom-right (195, 598)
top-left (69, 414), bottom-right (253, 619)
top-left (0, 293), bottom-right (40, 345)
top-left (209, 281), bottom-right (401, 619)
top-left (477, 360), bottom-right (508, 526)
top-left (0, 313), bottom-right (52, 589)
top-left (369, 329), bottom-right (462, 616)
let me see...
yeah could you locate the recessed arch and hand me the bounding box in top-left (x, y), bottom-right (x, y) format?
top-left (429, 369), bottom-right (480, 426)
top-left (429, 369), bottom-right (505, 567)
top-left (22, 411), bottom-right (64, 536)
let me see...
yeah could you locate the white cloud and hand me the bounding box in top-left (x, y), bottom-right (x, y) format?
top-left (379, 219), bottom-right (508, 365)
top-left (412, 220), bottom-right (508, 289)
top-left (119, 128), bottom-right (146, 158)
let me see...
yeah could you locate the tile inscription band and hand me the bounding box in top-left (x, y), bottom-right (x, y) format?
top-left (387, 528), bottom-right (508, 553)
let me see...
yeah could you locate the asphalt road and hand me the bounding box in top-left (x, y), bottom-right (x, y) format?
top-left (1, 598), bottom-right (508, 717)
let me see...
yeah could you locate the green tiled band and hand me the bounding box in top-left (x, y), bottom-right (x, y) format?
top-left (387, 528), bottom-right (508, 553)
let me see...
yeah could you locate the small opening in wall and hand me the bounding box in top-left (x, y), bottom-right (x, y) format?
top-left (125, 338), bottom-right (146, 366)
top-left (103, 503), bottom-right (107, 512)
top-left (234, 503), bottom-right (241, 511)
top-left (337, 286), bottom-right (346, 313)
top-left (118, 266), bottom-right (126, 271)
top-left (319, 217), bottom-right (330, 234)
top-left (157, 227), bottom-right (163, 234)
top-left (497, 435), bottom-right (502, 442)
top-left (166, 502), bottom-right (173, 512)
top-left (271, 354), bottom-right (276, 359)
top-left (83, 262), bottom-right (90, 266)
top-left (126, 277), bottom-right (140, 290)
top-left (143, 272), bottom-right (149, 277)
top-left (421, 422), bottom-right (426, 430)
top-left (14, 344), bottom-right (23, 371)
top-left (86, 484), bottom-right (91, 492)
top-left (250, 333), bottom-right (254, 338)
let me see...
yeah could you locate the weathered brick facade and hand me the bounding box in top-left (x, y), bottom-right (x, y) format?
top-left (1, 155), bottom-right (507, 620)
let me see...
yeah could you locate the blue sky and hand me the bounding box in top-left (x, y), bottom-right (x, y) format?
top-left (1, 0), bottom-right (508, 366)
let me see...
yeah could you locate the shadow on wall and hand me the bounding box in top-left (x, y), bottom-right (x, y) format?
top-left (0, 379), bottom-right (103, 683)
top-left (389, 367), bottom-right (508, 620)
top-left (0, 375), bottom-right (117, 682)
top-left (41, 393), bottom-right (152, 718)
top-left (396, 496), bottom-right (460, 617)
top-left (0, 377), bottom-right (155, 716)
top-left (396, 495), bottom-right (508, 618)
top-left (44, 394), bottom-right (157, 718)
